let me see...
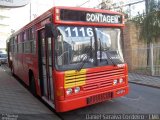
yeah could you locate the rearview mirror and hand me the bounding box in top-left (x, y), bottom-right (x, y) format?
top-left (45, 23), bottom-right (58, 38)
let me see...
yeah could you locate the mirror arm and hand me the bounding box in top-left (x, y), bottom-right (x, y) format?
top-left (45, 23), bottom-right (58, 38)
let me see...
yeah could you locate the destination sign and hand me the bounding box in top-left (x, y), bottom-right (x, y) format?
top-left (86, 13), bottom-right (121, 24)
top-left (60, 9), bottom-right (122, 24)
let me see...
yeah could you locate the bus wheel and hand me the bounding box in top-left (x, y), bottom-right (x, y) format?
top-left (11, 66), bottom-right (14, 76)
top-left (30, 74), bottom-right (37, 96)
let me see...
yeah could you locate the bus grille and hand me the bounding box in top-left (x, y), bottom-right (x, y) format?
top-left (83, 68), bottom-right (125, 91)
top-left (86, 92), bottom-right (113, 105)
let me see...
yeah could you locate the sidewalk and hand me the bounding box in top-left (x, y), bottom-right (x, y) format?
top-left (129, 73), bottom-right (160, 89)
top-left (0, 65), bottom-right (61, 120)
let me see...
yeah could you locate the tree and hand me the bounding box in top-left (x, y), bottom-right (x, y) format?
top-left (141, 0), bottom-right (160, 43)
top-left (100, 0), bottom-right (113, 9)
top-left (140, 0), bottom-right (160, 66)
top-left (131, 0), bottom-right (160, 67)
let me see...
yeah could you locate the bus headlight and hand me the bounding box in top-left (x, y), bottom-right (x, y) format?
top-left (113, 79), bottom-right (118, 85)
top-left (66, 88), bottom-right (73, 95)
top-left (74, 87), bottom-right (80, 93)
top-left (119, 78), bottom-right (123, 83)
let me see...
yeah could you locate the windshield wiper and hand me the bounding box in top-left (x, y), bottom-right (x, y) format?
top-left (105, 50), bottom-right (117, 66)
top-left (99, 39), bottom-right (102, 62)
top-left (76, 46), bottom-right (92, 72)
top-left (76, 37), bottom-right (94, 71)
top-left (98, 38), bottom-right (117, 66)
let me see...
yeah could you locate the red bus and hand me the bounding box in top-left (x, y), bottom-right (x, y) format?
top-left (7, 6), bottom-right (129, 112)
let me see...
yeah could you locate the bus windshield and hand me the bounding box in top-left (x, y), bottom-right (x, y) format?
top-left (55, 26), bottom-right (124, 71)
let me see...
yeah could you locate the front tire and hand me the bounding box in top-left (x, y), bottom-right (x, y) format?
top-left (11, 66), bottom-right (14, 76)
top-left (30, 74), bottom-right (37, 96)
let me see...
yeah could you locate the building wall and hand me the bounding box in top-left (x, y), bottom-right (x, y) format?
top-left (123, 21), bottom-right (160, 73)
top-left (0, 8), bottom-right (11, 50)
top-left (123, 21), bottom-right (147, 71)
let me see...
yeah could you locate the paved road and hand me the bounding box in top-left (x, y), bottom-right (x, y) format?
top-left (0, 65), bottom-right (61, 120)
top-left (59, 84), bottom-right (160, 120)
top-left (1, 65), bottom-right (160, 120)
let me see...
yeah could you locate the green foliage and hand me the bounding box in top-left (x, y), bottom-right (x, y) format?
top-left (141, 11), bottom-right (160, 42)
top-left (131, 12), bottom-right (145, 27)
top-left (131, 0), bottom-right (160, 43)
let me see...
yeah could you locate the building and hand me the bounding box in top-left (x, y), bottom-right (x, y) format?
top-left (0, 8), bottom-right (11, 50)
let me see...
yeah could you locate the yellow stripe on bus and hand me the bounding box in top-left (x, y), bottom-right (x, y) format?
top-left (64, 69), bottom-right (86, 88)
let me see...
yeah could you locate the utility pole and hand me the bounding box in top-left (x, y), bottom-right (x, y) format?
top-left (145, 0), bottom-right (149, 65)
top-left (145, 0), bottom-right (149, 14)
top-left (30, 2), bottom-right (31, 21)
top-left (145, 0), bottom-right (152, 71)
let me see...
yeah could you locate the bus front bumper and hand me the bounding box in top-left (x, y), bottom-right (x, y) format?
top-left (56, 85), bottom-right (129, 112)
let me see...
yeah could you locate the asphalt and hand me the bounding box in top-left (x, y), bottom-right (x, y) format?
top-left (58, 83), bottom-right (160, 120)
top-left (0, 65), bottom-right (61, 120)
top-left (0, 64), bottom-right (160, 120)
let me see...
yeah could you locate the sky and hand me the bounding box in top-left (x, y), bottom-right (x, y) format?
top-left (9, 0), bottom-right (145, 31)
top-left (10, 0), bottom-right (101, 31)
top-left (0, 0), bottom-right (145, 49)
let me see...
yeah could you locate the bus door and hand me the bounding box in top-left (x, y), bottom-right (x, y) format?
top-left (38, 29), bottom-right (54, 104)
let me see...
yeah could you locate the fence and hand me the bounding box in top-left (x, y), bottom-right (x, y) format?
top-left (124, 44), bottom-right (160, 76)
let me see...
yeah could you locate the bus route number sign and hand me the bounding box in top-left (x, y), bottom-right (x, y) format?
top-left (60, 9), bottom-right (123, 24)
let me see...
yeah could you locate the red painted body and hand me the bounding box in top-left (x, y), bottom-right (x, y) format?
top-left (7, 6), bottom-right (129, 112)
top-left (54, 65), bottom-right (129, 112)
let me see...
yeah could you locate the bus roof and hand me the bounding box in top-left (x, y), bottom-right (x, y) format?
top-left (11, 6), bottom-right (124, 37)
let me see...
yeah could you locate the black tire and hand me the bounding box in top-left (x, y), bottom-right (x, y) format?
top-left (11, 66), bottom-right (14, 76)
top-left (30, 74), bottom-right (37, 96)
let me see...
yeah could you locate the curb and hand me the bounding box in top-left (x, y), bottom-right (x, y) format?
top-left (129, 81), bottom-right (160, 89)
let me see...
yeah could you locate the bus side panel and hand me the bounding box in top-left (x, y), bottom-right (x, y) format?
top-left (16, 54), bottom-right (24, 81)
top-left (22, 54), bottom-right (30, 85)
